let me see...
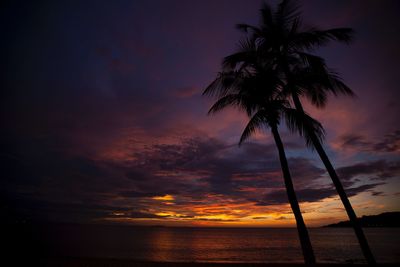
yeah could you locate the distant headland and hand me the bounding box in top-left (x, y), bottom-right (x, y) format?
top-left (325, 212), bottom-right (400, 227)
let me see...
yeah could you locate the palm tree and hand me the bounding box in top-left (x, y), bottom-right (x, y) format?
top-left (204, 68), bottom-right (324, 264)
top-left (222, 0), bottom-right (376, 264)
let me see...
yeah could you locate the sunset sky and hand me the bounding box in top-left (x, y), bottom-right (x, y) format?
top-left (1, 0), bottom-right (400, 227)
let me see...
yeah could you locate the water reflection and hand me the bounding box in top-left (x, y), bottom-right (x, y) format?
top-left (144, 227), bottom-right (303, 262)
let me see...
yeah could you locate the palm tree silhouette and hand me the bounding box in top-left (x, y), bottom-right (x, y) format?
top-left (204, 66), bottom-right (324, 264)
top-left (222, 0), bottom-right (376, 264)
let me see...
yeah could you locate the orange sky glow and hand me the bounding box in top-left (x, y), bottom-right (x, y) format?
top-left (100, 191), bottom-right (392, 227)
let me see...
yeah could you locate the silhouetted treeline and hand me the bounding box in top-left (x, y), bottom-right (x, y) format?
top-left (325, 212), bottom-right (400, 227)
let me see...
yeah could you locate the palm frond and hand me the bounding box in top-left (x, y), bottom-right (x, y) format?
top-left (207, 94), bottom-right (241, 115)
top-left (304, 85), bottom-right (328, 108)
top-left (324, 28), bottom-right (354, 44)
top-left (239, 110), bottom-right (267, 145)
top-left (236, 23), bottom-right (263, 36)
top-left (275, 0), bottom-right (301, 29)
top-left (284, 108), bottom-right (325, 148)
top-left (223, 38), bottom-right (258, 70)
top-left (290, 27), bottom-right (354, 51)
top-left (208, 90), bottom-right (265, 117)
top-left (290, 62), bottom-right (355, 107)
top-left (289, 17), bottom-right (302, 37)
top-left (260, 2), bottom-right (275, 29)
top-left (203, 75), bottom-right (222, 97)
top-left (203, 71), bottom-right (242, 97)
top-left (325, 69), bottom-right (356, 97)
top-left (296, 52), bottom-right (326, 70)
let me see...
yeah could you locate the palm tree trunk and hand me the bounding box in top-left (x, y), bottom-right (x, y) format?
top-left (271, 125), bottom-right (316, 265)
top-left (291, 93), bottom-right (376, 265)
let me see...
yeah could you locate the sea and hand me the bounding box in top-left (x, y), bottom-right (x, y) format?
top-left (25, 224), bottom-right (400, 264)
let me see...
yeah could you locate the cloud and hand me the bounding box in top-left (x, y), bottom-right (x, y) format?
top-left (252, 216), bottom-right (269, 220)
top-left (258, 183), bottom-right (384, 205)
top-left (1, 131), bottom-right (338, 224)
top-left (109, 211), bottom-right (169, 219)
top-left (196, 218), bottom-right (239, 222)
top-left (337, 160), bottom-right (400, 182)
top-left (287, 157), bottom-right (326, 187)
top-left (337, 130), bottom-right (400, 153)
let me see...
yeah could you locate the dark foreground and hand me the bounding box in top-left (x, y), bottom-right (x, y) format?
top-left (39, 258), bottom-right (399, 267)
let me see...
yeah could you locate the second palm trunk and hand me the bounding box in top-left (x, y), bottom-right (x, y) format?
top-left (271, 125), bottom-right (316, 264)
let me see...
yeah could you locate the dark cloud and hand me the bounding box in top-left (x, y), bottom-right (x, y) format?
top-left (287, 158), bottom-right (326, 186)
top-left (371, 191), bottom-right (385, 197)
top-left (258, 183), bottom-right (384, 205)
top-left (7, 129), bottom-right (393, 223)
top-left (337, 160), bottom-right (400, 182)
top-left (259, 188), bottom-right (333, 205)
top-left (197, 218), bottom-right (239, 222)
top-left (252, 216), bottom-right (269, 220)
top-left (118, 191), bottom-right (159, 198)
top-left (1, 132), bottom-right (334, 223)
top-left (129, 139), bottom-right (282, 196)
top-left (345, 183), bottom-right (385, 198)
top-left (338, 130), bottom-right (400, 153)
top-left (340, 134), bottom-right (370, 149)
top-left (373, 130), bottom-right (400, 153)
top-left (109, 212), bottom-right (173, 219)
top-left (127, 138), bottom-right (329, 199)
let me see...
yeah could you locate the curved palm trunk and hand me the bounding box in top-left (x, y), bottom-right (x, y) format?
top-left (271, 125), bottom-right (316, 265)
top-left (291, 94), bottom-right (376, 265)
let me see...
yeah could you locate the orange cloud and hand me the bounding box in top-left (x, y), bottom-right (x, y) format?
top-left (152, 195), bottom-right (175, 201)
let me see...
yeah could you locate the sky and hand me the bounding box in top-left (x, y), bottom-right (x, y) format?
top-left (1, 0), bottom-right (400, 227)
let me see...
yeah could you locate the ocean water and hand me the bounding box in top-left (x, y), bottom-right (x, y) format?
top-left (32, 224), bottom-right (399, 263)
